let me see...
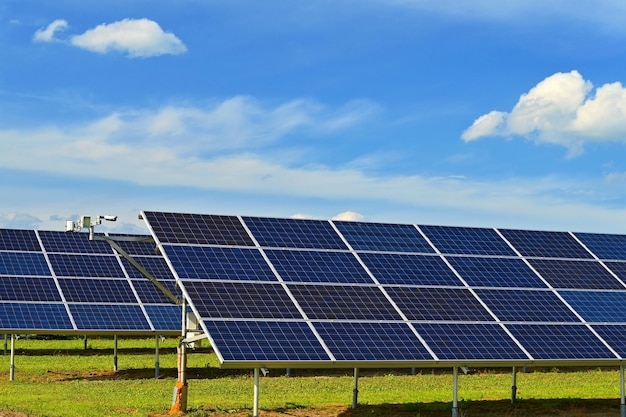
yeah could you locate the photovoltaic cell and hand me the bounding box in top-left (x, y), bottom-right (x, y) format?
top-left (446, 256), bottom-right (547, 288)
top-left (132, 280), bottom-right (180, 304)
top-left (58, 278), bottom-right (137, 303)
top-left (314, 322), bottom-right (433, 361)
top-left (0, 277), bottom-right (62, 302)
top-left (242, 216), bottom-right (348, 250)
top-left (603, 262), bottom-right (626, 283)
top-left (48, 254), bottom-right (125, 278)
top-left (143, 211), bottom-right (254, 246)
top-left (574, 232), bottom-right (626, 261)
top-left (413, 323), bottom-right (529, 360)
top-left (121, 256), bottom-right (175, 280)
top-left (38, 231), bottom-right (113, 254)
top-left (333, 221), bottom-right (435, 253)
top-left (385, 287), bottom-right (494, 321)
top-left (288, 284), bottom-right (400, 320)
top-left (590, 325), bottom-right (626, 357)
top-left (0, 302), bottom-right (73, 330)
top-left (528, 259), bottom-right (624, 290)
top-left (265, 249), bottom-right (373, 284)
top-left (474, 289), bottom-right (581, 322)
top-left (183, 281), bottom-right (302, 319)
top-left (108, 234), bottom-right (158, 256)
top-left (358, 253), bottom-right (462, 286)
top-left (499, 229), bottom-right (594, 259)
top-left (0, 252), bottom-right (51, 276)
top-left (506, 324), bottom-right (617, 359)
top-left (0, 229), bottom-right (40, 251)
top-left (204, 320), bottom-right (330, 362)
top-left (166, 246), bottom-right (277, 281)
top-left (419, 225), bottom-right (516, 256)
top-left (144, 305), bottom-right (183, 331)
top-left (559, 291), bottom-right (626, 323)
top-left (70, 304), bottom-right (151, 331)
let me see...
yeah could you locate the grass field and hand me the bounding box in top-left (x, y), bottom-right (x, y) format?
top-left (0, 336), bottom-right (623, 416)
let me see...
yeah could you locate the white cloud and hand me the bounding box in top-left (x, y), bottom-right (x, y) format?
top-left (33, 19), bottom-right (68, 43)
top-left (462, 71), bottom-right (626, 156)
top-left (70, 18), bottom-right (187, 58)
top-left (331, 211), bottom-right (365, 221)
top-left (0, 212), bottom-right (42, 229)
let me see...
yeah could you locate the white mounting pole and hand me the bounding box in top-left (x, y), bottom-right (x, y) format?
top-left (621, 365), bottom-right (626, 417)
top-left (253, 368), bottom-right (260, 417)
top-left (352, 368), bottom-right (359, 409)
top-left (155, 335), bottom-right (160, 379)
top-left (511, 366), bottom-right (517, 404)
top-left (113, 335), bottom-right (118, 371)
top-left (9, 334), bottom-right (15, 381)
top-left (451, 367), bottom-right (459, 417)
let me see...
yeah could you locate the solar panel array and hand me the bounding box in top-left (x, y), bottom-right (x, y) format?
top-left (0, 229), bottom-right (181, 334)
top-left (142, 211), bottom-right (626, 368)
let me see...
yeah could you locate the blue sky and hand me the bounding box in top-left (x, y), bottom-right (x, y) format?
top-left (2, 1), bottom-right (626, 234)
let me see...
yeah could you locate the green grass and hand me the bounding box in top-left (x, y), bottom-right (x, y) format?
top-left (0, 337), bottom-right (623, 416)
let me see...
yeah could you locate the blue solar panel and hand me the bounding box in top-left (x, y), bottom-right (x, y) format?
top-left (603, 262), bottom-right (626, 283)
top-left (143, 211), bottom-right (255, 246)
top-left (108, 234), bottom-right (158, 256)
top-left (413, 323), bottom-right (529, 360)
top-left (333, 221), bottom-right (435, 253)
top-left (0, 302), bottom-right (73, 330)
top-left (575, 232), bottom-right (626, 261)
top-left (358, 253), bottom-right (462, 286)
top-left (165, 246), bottom-right (277, 281)
top-left (385, 287), bottom-right (494, 321)
top-left (0, 252), bottom-right (51, 276)
top-left (144, 305), bottom-right (183, 331)
top-left (70, 304), bottom-right (151, 331)
top-left (419, 225), bottom-right (516, 256)
top-left (559, 291), bottom-right (626, 323)
top-left (447, 256), bottom-right (547, 288)
top-left (184, 281), bottom-right (302, 319)
top-left (48, 254), bottom-right (125, 278)
top-left (499, 229), bottom-right (593, 259)
top-left (242, 216), bottom-right (348, 250)
top-left (529, 259), bottom-right (624, 289)
top-left (314, 322), bottom-right (433, 361)
top-left (0, 277), bottom-right (62, 302)
top-left (58, 278), bottom-right (137, 303)
top-left (265, 249), bottom-right (373, 284)
top-left (132, 279), bottom-right (180, 304)
top-left (0, 229), bottom-right (40, 251)
top-left (38, 230), bottom-right (113, 254)
top-left (506, 324), bottom-right (616, 359)
top-left (590, 325), bottom-right (626, 358)
top-left (474, 289), bottom-right (581, 322)
top-left (204, 320), bottom-right (330, 362)
top-left (288, 284), bottom-right (400, 320)
top-left (121, 256), bottom-right (175, 280)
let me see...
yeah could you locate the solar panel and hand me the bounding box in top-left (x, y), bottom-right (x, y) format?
top-left (333, 221), bottom-right (435, 253)
top-left (142, 210), bottom-right (626, 368)
top-left (575, 232), bottom-right (626, 261)
top-left (419, 225), bottom-right (516, 256)
top-left (0, 228), bottom-right (181, 335)
top-left (499, 229), bottom-right (594, 259)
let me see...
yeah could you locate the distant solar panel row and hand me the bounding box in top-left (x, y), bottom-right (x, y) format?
top-left (0, 229), bottom-right (181, 334)
top-left (142, 211), bottom-right (626, 367)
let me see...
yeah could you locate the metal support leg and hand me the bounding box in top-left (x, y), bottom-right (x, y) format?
top-left (619, 365), bottom-right (626, 417)
top-left (253, 368), bottom-right (260, 417)
top-left (3, 334), bottom-right (7, 355)
top-left (155, 335), bottom-right (160, 379)
top-left (113, 335), bottom-right (118, 371)
top-left (9, 334), bottom-right (15, 381)
top-left (170, 299), bottom-right (189, 414)
top-left (411, 367), bottom-right (416, 375)
top-left (451, 367), bottom-right (459, 417)
top-left (511, 366), bottom-right (517, 404)
top-left (352, 368), bottom-right (359, 409)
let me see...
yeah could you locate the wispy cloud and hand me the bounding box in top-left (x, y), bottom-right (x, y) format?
top-left (32, 18), bottom-right (186, 58)
top-left (462, 71), bottom-right (626, 157)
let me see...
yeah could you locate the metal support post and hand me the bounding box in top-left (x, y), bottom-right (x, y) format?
top-left (155, 335), bottom-right (160, 379)
top-left (619, 365), bottom-right (626, 417)
top-left (169, 299), bottom-right (188, 415)
top-left (3, 334), bottom-right (7, 355)
top-left (9, 334), bottom-right (15, 381)
top-left (511, 366), bottom-right (517, 404)
top-left (411, 367), bottom-right (416, 375)
top-left (253, 368), bottom-right (260, 417)
top-left (451, 367), bottom-right (459, 417)
top-left (113, 335), bottom-right (118, 371)
top-left (352, 368), bottom-right (359, 409)
top-left (285, 368), bottom-right (291, 377)
top-left (84, 335), bottom-right (88, 350)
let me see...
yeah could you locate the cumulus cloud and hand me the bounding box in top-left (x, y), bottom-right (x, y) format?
top-left (0, 213), bottom-right (41, 229)
top-left (462, 70), bottom-right (626, 156)
top-left (332, 211), bottom-right (365, 221)
top-left (33, 19), bottom-right (68, 42)
top-left (32, 18), bottom-right (186, 58)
